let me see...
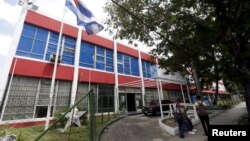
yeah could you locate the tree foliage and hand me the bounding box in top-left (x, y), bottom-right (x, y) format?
top-left (105, 0), bottom-right (250, 119)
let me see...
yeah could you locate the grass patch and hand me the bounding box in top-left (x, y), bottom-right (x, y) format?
top-left (0, 114), bottom-right (120, 141)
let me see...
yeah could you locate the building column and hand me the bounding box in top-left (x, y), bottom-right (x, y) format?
top-left (114, 39), bottom-right (119, 113)
top-left (138, 46), bottom-right (145, 106)
top-left (70, 28), bottom-right (82, 106)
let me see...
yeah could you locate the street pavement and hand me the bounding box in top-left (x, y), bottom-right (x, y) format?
top-left (99, 102), bottom-right (247, 141)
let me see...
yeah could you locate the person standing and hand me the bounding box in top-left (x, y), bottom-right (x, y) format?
top-left (175, 99), bottom-right (196, 138)
top-left (195, 95), bottom-right (209, 136)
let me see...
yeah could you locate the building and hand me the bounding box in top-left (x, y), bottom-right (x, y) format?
top-left (0, 10), bottom-right (189, 125)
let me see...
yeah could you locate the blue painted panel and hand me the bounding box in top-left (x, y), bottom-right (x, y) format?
top-left (17, 37), bottom-right (33, 52)
top-left (131, 57), bottom-right (139, 76)
top-left (22, 24), bottom-right (36, 38)
top-left (32, 40), bottom-right (46, 55)
top-left (36, 28), bottom-right (48, 41)
top-left (79, 42), bottom-right (94, 68)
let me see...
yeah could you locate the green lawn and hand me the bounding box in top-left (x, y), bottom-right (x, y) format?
top-left (0, 114), bottom-right (120, 141)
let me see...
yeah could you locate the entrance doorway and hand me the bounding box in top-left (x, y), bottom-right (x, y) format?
top-left (127, 93), bottom-right (136, 112)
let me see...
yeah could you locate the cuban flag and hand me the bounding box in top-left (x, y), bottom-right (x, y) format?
top-left (65, 0), bottom-right (104, 35)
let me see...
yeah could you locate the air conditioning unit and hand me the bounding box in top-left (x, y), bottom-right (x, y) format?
top-left (50, 53), bottom-right (61, 63)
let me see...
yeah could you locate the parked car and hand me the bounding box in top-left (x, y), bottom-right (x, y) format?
top-left (142, 100), bottom-right (172, 115)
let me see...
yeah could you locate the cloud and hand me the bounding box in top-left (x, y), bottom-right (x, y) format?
top-left (4, 0), bottom-right (17, 6)
top-left (0, 19), bottom-right (15, 36)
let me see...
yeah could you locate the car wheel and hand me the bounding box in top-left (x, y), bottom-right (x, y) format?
top-left (155, 111), bottom-right (160, 115)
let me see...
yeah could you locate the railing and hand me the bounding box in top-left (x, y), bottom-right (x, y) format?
top-left (160, 103), bottom-right (199, 120)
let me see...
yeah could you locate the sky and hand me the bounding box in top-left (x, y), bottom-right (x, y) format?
top-left (0, 0), bottom-right (152, 70)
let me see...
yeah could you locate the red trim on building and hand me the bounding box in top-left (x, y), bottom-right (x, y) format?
top-left (82, 32), bottom-right (114, 50)
top-left (118, 75), bottom-right (140, 85)
top-left (117, 43), bottom-right (138, 58)
top-left (11, 58), bottom-right (74, 80)
top-left (141, 52), bottom-right (152, 62)
top-left (7, 120), bottom-right (46, 128)
top-left (79, 68), bottom-right (115, 84)
top-left (162, 83), bottom-right (187, 90)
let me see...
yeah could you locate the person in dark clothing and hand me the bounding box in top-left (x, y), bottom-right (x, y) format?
top-left (195, 95), bottom-right (209, 136)
top-left (175, 99), bottom-right (196, 138)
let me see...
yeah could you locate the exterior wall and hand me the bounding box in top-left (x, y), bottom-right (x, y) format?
top-left (0, 10), bottom-right (185, 125)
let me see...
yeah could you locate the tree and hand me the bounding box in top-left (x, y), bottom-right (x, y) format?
top-left (104, 0), bottom-right (250, 120)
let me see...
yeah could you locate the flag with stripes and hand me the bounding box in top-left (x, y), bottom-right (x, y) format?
top-left (66, 0), bottom-right (104, 35)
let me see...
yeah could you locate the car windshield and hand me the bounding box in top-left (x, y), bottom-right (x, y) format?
top-left (149, 100), bottom-right (159, 105)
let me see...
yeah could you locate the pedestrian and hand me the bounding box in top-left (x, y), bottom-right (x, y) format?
top-left (174, 99), bottom-right (196, 138)
top-left (195, 95), bottom-right (209, 136)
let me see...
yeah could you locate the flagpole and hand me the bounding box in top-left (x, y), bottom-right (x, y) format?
top-left (44, 7), bottom-right (67, 130)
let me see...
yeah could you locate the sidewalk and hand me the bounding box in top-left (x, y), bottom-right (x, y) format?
top-left (167, 102), bottom-right (247, 141)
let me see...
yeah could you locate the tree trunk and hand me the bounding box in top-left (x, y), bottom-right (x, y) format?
top-left (191, 61), bottom-right (201, 95)
top-left (244, 80), bottom-right (250, 122)
top-left (213, 80), bottom-right (219, 105)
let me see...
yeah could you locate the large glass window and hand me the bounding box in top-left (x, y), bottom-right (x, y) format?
top-left (16, 24), bottom-right (48, 59)
top-left (142, 60), bottom-right (157, 78)
top-left (106, 49), bottom-right (114, 72)
top-left (98, 84), bottom-right (114, 112)
top-left (96, 47), bottom-right (105, 70)
top-left (45, 32), bottom-right (59, 61)
top-left (117, 53), bottom-right (124, 73)
top-left (79, 42), bottom-right (114, 72)
top-left (79, 42), bottom-right (95, 68)
top-left (117, 52), bottom-right (140, 76)
top-left (62, 36), bottom-right (76, 65)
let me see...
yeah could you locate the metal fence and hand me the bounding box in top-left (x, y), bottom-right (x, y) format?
top-left (0, 89), bottom-right (124, 141)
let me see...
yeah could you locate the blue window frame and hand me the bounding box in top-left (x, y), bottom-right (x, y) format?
top-left (117, 53), bottom-right (123, 73)
top-left (62, 36), bottom-right (76, 65)
top-left (79, 42), bottom-right (95, 68)
top-left (106, 49), bottom-right (114, 72)
top-left (45, 32), bottom-right (59, 61)
top-left (124, 55), bottom-right (130, 75)
top-left (16, 24), bottom-right (48, 59)
top-left (96, 47), bottom-right (105, 70)
top-left (117, 52), bottom-right (140, 76)
top-left (130, 57), bottom-right (139, 76)
top-left (141, 60), bottom-right (157, 78)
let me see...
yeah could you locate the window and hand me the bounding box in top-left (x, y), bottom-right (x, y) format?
top-left (142, 60), bottom-right (157, 78)
top-left (16, 24), bottom-right (48, 59)
top-left (98, 84), bottom-right (114, 112)
top-left (62, 36), bottom-right (76, 65)
top-left (2, 76), bottom-right (39, 120)
top-left (130, 57), bottom-right (139, 76)
top-left (117, 52), bottom-right (140, 76)
top-left (79, 42), bottom-right (95, 68)
top-left (117, 53), bottom-right (123, 73)
top-left (96, 47), bottom-right (105, 70)
top-left (79, 42), bottom-right (114, 72)
top-left (45, 32), bottom-right (60, 61)
top-left (124, 55), bottom-right (131, 75)
top-left (106, 49), bottom-right (114, 72)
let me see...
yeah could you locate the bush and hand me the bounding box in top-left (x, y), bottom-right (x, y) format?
top-left (53, 108), bottom-right (69, 128)
top-left (238, 114), bottom-right (250, 125)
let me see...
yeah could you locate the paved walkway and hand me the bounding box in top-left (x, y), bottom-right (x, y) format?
top-left (99, 102), bottom-right (247, 141)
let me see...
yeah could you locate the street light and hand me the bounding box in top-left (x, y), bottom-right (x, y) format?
top-left (18, 0), bottom-right (38, 10)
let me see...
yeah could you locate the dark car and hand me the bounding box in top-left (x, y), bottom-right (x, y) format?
top-left (142, 100), bottom-right (172, 115)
